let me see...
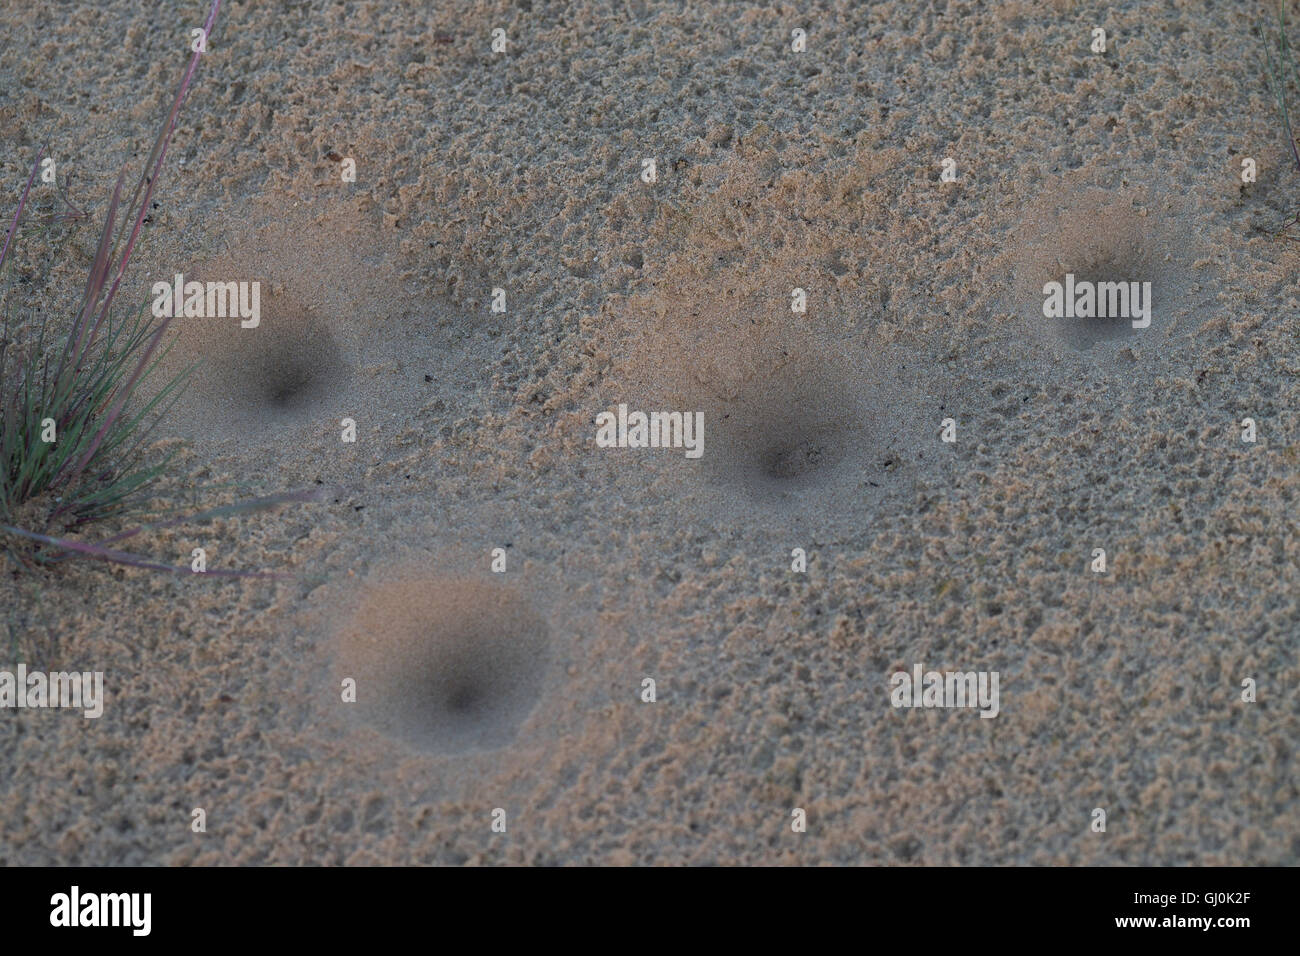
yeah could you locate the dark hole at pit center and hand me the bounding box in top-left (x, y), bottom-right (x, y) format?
top-left (445, 681), bottom-right (485, 715)
top-left (243, 319), bottom-right (346, 411)
top-left (1054, 261), bottom-right (1157, 351)
top-left (262, 356), bottom-right (318, 408)
top-left (760, 439), bottom-right (829, 480)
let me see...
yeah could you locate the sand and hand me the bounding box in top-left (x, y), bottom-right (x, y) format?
top-left (1, 0), bottom-right (1296, 865)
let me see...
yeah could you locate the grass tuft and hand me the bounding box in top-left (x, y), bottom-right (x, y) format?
top-left (0, 0), bottom-right (326, 576)
top-left (1264, 2), bottom-right (1300, 239)
top-left (1265, 3), bottom-right (1300, 171)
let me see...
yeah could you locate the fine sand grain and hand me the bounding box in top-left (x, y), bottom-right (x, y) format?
top-left (1, 0), bottom-right (1296, 865)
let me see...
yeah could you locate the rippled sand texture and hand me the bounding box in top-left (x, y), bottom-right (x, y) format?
top-left (0, 1), bottom-right (1295, 865)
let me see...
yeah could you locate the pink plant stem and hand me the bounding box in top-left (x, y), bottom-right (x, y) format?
top-left (89, 0), bottom-right (223, 344)
top-left (57, 0), bottom-right (224, 504)
top-left (0, 148), bottom-right (44, 274)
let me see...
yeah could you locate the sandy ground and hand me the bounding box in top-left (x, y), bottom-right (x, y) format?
top-left (1, 0), bottom-right (1297, 864)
